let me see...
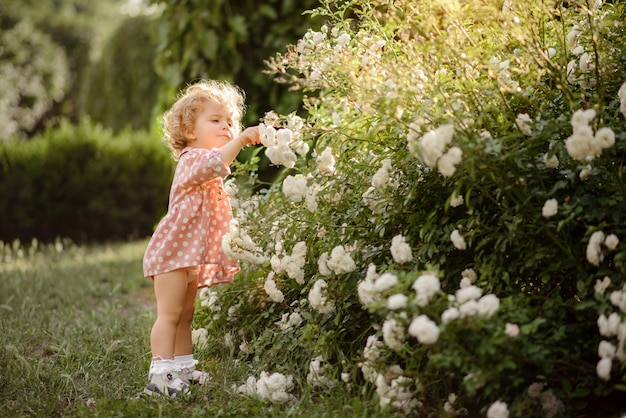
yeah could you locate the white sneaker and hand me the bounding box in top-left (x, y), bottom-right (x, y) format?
top-left (144, 369), bottom-right (190, 397)
top-left (181, 362), bottom-right (211, 385)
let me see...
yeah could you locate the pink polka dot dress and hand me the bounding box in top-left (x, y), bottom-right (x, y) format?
top-left (143, 147), bottom-right (239, 288)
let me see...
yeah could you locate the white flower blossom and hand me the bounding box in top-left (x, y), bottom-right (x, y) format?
top-left (579, 52), bottom-right (593, 73)
top-left (335, 32), bottom-right (351, 48)
top-left (317, 147), bottom-right (336, 175)
top-left (541, 391), bottom-right (565, 418)
top-left (619, 82), bottom-right (626, 118)
top-left (191, 328), bottom-right (208, 349)
top-left (318, 252), bottom-right (332, 276)
top-left (596, 357), bottom-right (612, 381)
top-left (487, 400), bottom-right (509, 418)
top-left (462, 268), bottom-right (477, 283)
top-left (390, 234), bottom-right (413, 264)
top-left (579, 165), bottom-right (592, 180)
top-left (307, 356), bottom-right (335, 388)
top-left (199, 287), bottom-right (220, 311)
top-left (527, 382), bottom-right (546, 398)
top-left (544, 153), bottom-right (559, 168)
top-left (586, 230), bottom-right (605, 266)
top-left (222, 219), bottom-right (267, 265)
top-left (409, 124), bottom-right (454, 167)
top-left (277, 311), bottom-right (303, 330)
top-left (515, 113), bottom-right (532, 136)
top-left (441, 307), bottom-right (460, 324)
top-left (305, 182), bottom-right (321, 212)
top-left (282, 175), bottom-right (307, 202)
top-left (604, 234), bottom-right (619, 251)
top-left (382, 317), bottom-right (405, 350)
top-left (375, 272), bottom-right (399, 292)
top-left (477, 294), bottom-right (500, 318)
top-left (437, 146), bottom-right (463, 177)
top-left (597, 313), bottom-right (621, 337)
top-left (565, 109), bottom-right (615, 161)
top-left (358, 264), bottom-right (380, 305)
top-left (450, 191), bottom-right (464, 207)
top-left (609, 290), bottom-right (626, 312)
top-left (372, 159), bottom-right (393, 188)
top-left (375, 374), bottom-right (417, 409)
top-left (598, 340), bottom-right (616, 359)
top-left (359, 335), bottom-right (383, 383)
top-left (309, 279), bottom-right (335, 314)
top-left (542, 198), bottom-right (558, 218)
top-left (408, 315), bottom-right (440, 345)
top-left (275, 241), bottom-right (307, 284)
top-left (450, 229), bottom-right (467, 250)
top-left (459, 300), bottom-right (479, 318)
top-left (505, 323), bottom-right (520, 337)
top-left (264, 272), bottom-right (284, 303)
top-left (238, 371), bottom-right (295, 404)
top-left (412, 272), bottom-right (440, 307)
top-left (457, 285), bottom-right (482, 303)
top-left (239, 341), bottom-right (251, 353)
top-left (323, 245), bottom-right (357, 275)
top-left (595, 276), bottom-right (611, 296)
top-left (260, 123), bottom-right (299, 168)
top-left (387, 294), bottom-right (408, 310)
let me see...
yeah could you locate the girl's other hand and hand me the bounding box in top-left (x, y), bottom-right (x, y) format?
top-left (238, 126), bottom-right (261, 146)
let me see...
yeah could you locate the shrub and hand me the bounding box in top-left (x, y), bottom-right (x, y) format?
top-left (194, 1), bottom-right (626, 416)
top-left (0, 120), bottom-right (174, 242)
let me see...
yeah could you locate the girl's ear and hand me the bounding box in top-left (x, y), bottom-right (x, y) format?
top-left (183, 125), bottom-right (195, 140)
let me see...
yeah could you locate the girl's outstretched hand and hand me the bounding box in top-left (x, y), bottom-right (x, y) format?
top-left (238, 126), bottom-right (261, 146)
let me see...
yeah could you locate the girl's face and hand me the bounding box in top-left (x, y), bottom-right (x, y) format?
top-left (186, 100), bottom-right (236, 150)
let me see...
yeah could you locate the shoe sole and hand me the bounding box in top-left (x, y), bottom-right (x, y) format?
top-left (144, 383), bottom-right (186, 397)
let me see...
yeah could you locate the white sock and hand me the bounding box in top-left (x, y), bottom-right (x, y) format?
top-left (174, 354), bottom-right (197, 370)
top-left (150, 357), bottom-right (176, 375)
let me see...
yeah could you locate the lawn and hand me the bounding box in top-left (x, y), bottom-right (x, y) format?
top-left (0, 239), bottom-right (398, 417)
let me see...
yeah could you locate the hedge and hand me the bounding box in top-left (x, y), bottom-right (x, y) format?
top-left (0, 120), bottom-right (174, 243)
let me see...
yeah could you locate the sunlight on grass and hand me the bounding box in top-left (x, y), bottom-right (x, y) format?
top-left (0, 239), bottom-right (393, 417)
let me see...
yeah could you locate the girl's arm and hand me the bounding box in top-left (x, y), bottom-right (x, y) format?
top-left (220, 126), bottom-right (260, 165)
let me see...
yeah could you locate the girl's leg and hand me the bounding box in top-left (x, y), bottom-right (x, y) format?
top-left (150, 269), bottom-right (188, 359)
top-left (172, 273), bottom-right (210, 384)
top-left (174, 274), bottom-right (198, 356)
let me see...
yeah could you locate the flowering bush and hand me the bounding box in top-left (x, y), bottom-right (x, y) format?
top-left (194, 0), bottom-right (626, 416)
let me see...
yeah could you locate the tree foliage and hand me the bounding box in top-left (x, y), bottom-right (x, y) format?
top-left (149, 0), bottom-right (322, 125)
top-left (0, 0), bottom-right (128, 139)
top-left (80, 15), bottom-right (162, 133)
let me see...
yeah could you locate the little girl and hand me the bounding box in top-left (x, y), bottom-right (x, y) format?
top-left (142, 79), bottom-right (261, 397)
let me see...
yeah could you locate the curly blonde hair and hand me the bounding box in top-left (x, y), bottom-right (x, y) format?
top-left (162, 79), bottom-right (246, 159)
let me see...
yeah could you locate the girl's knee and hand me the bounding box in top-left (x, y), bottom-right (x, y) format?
top-left (180, 304), bottom-right (195, 323)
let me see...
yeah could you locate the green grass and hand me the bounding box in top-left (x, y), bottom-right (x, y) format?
top-left (0, 239), bottom-right (402, 417)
